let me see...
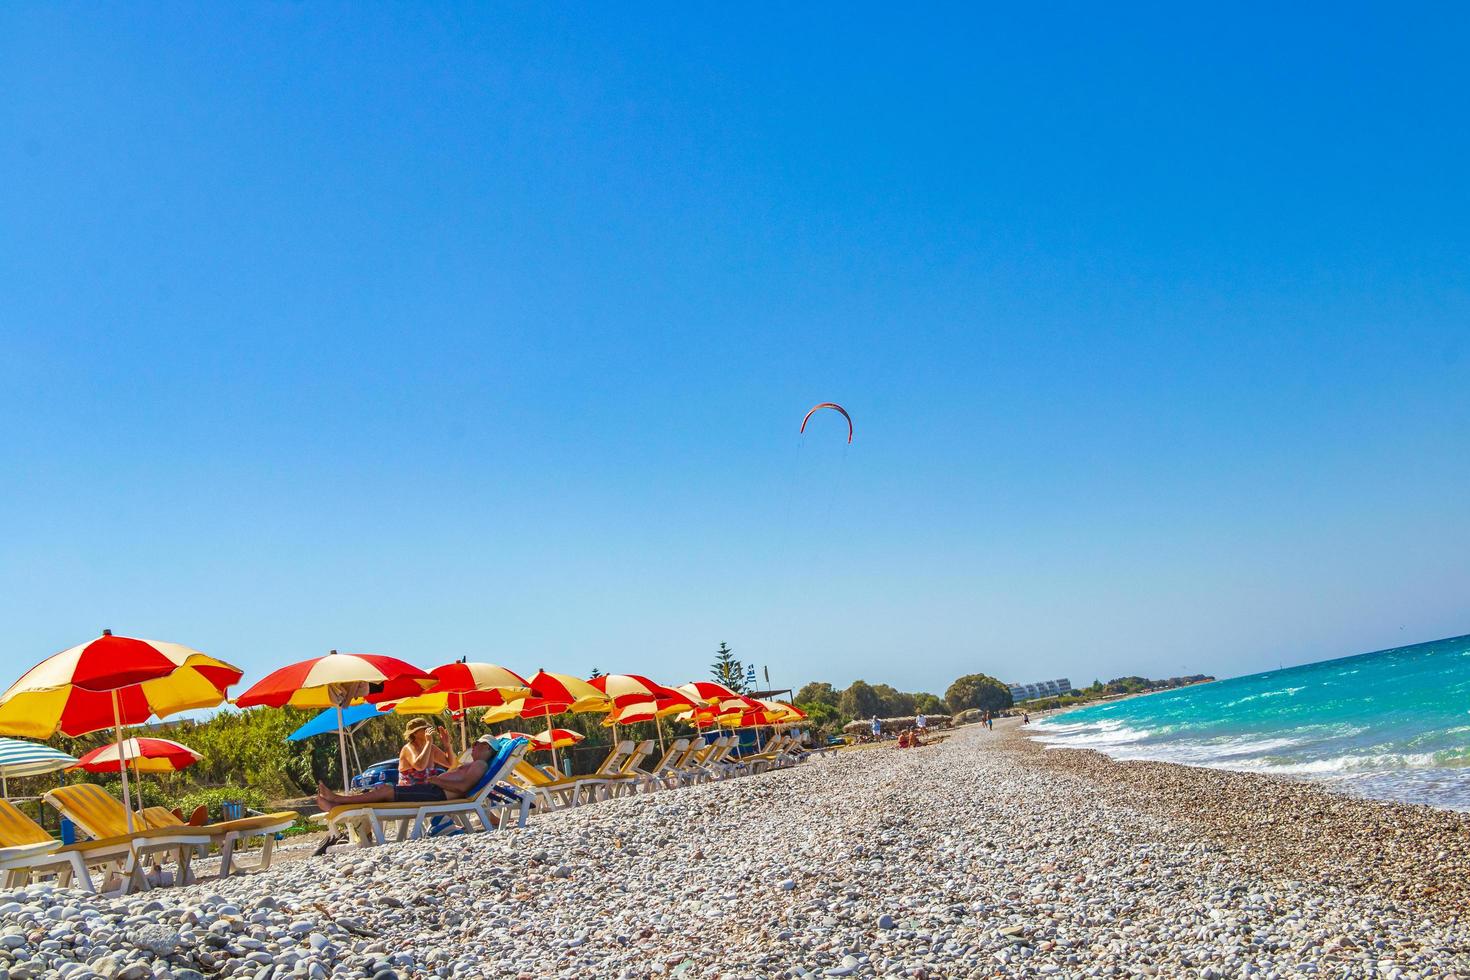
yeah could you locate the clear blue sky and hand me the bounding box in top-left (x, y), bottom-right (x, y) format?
top-left (3, 4), bottom-right (1468, 698)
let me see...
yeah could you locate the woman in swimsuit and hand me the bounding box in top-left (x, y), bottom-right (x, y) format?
top-left (398, 717), bottom-right (454, 786)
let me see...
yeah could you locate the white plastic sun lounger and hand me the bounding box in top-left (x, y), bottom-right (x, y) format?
top-left (326, 739), bottom-right (530, 847)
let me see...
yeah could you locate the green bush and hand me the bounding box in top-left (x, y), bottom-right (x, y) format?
top-left (795, 682), bottom-right (839, 708)
top-left (913, 693), bottom-right (949, 715)
top-left (837, 680), bottom-right (881, 719)
top-left (173, 786), bottom-right (267, 821)
top-left (945, 673), bottom-right (1014, 714)
top-left (796, 701), bottom-right (841, 735)
top-left (171, 709), bottom-right (314, 797)
top-left (97, 778), bottom-right (170, 812)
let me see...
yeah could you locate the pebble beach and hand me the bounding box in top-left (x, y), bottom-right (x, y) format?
top-left (5, 720), bottom-right (1468, 979)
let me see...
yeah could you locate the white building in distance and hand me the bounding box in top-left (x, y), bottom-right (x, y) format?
top-left (1007, 678), bottom-right (1073, 701)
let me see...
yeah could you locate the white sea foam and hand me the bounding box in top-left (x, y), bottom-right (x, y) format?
top-left (1055, 735), bottom-right (1470, 784)
top-left (1058, 735), bottom-right (1303, 768)
top-left (1252, 749), bottom-right (1469, 776)
top-left (1222, 686), bottom-right (1304, 708)
top-left (1033, 719), bottom-right (1154, 750)
top-left (1032, 634), bottom-right (1470, 809)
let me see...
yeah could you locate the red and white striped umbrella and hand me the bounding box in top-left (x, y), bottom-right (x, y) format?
top-left (487, 671), bottom-right (610, 770)
top-left (385, 662), bottom-right (530, 753)
top-left (73, 737), bottom-right (202, 774)
top-left (686, 703), bottom-right (747, 728)
top-left (234, 651), bottom-right (434, 710)
top-left (428, 662), bottom-right (530, 701)
top-left (590, 674), bottom-right (690, 711)
top-left (593, 676), bottom-right (698, 753)
top-left (677, 680), bottom-right (742, 702)
top-left (0, 632), bottom-right (242, 739)
top-left (520, 671), bottom-right (608, 716)
top-left (387, 661), bottom-right (529, 712)
top-left (676, 682), bottom-right (760, 721)
top-left (775, 702), bottom-right (807, 722)
top-left (504, 728), bottom-right (584, 751)
top-left (602, 693), bottom-right (697, 724)
top-left (72, 736), bottom-right (204, 824)
top-left (725, 700), bottom-right (787, 728)
top-left (716, 699), bottom-right (803, 752)
top-left (677, 681), bottom-right (761, 731)
top-left (0, 631), bottom-right (241, 832)
top-left (677, 681), bottom-right (756, 709)
top-left (235, 651), bottom-right (434, 790)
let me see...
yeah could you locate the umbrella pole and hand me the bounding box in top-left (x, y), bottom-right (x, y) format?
top-left (655, 714), bottom-right (666, 756)
top-left (457, 694), bottom-right (468, 757)
top-left (546, 705), bottom-right (558, 774)
top-left (336, 704), bottom-right (351, 792)
top-left (756, 725), bottom-right (764, 752)
top-left (111, 691), bottom-right (135, 834)
top-left (132, 752), bottom-right (144, 821)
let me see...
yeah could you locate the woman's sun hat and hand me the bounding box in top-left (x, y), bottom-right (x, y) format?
top-left (404, 717), bottom-right (434, 738)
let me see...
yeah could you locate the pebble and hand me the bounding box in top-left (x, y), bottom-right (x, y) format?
top-left (0, 725), bottom-right (1465, 979)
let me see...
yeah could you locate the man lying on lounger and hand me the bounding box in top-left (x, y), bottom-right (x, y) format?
top-left (314, 736), bottom-right (494, 812)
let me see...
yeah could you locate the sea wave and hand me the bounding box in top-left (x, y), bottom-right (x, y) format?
top-left (1033, 633), bottom-right (1470, 810)
top-left (1040, 730), bottom-right (1470, 777)
top-left (1040, 732), bottom-right (1307, 767)
top-left (1221, 686), bottom-right (1304, 708)
top-left (1031, 719), bottom-right (1155, 748)
top-left (1249, 746), bottom-right (1470, 775)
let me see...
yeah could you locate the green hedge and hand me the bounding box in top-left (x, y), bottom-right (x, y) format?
top-left (173, 787), bottom-right (267, 821)
top-left (97, 778), bottom-right (170, 812)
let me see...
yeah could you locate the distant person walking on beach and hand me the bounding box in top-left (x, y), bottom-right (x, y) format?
top-left (915, 712), bottom-right (927, 732)
top-left (1022, 712), bottom-right (1030, 725)
top-left (871, 715), bottom-right (882, 739)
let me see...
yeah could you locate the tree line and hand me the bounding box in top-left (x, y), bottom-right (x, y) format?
top-left (794, 673), bottom-right (1014, 733)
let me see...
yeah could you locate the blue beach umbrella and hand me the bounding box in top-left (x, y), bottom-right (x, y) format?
top-left (0, 738), bottom-right (79, 798)
top-left (286, 702), bottom-right (385, 742)
top-left (287, 703), bottom-right (390, 784)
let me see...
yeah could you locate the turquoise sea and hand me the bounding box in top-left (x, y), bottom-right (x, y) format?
top-left (1034, 633), bottom-right (1470, 810)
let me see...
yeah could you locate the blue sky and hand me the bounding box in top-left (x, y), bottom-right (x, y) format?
top-left (2, 4), bottom-right (1468, 697)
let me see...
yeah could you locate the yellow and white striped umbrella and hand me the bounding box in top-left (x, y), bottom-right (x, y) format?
top-left (0, 630), bottom-right (240, 833)
top-left (384, 662), bottom-right (529, 714)
top-left (0, 632), bottom-right (242, 739)
top-left (72, 737), bottom-right (202, 774)
top-left (234, 650), bottom-right (434, 791)
top-left (384, 662), bottom-right (530, 754)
